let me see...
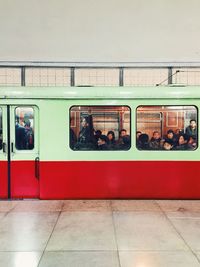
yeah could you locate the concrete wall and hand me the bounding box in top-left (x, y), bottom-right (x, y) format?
top-left (0, 0), bottom-right (200, 62)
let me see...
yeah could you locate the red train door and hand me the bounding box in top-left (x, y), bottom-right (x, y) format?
top-left (0, 105), bottom-right (39, 199)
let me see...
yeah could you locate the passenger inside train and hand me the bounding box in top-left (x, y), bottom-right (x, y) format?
top-left (136, 105), bottom-right (198, 151)
top-left (15, 107), bottom-right (34, 150)
top-left (70, 106), bottom-right (131, 151)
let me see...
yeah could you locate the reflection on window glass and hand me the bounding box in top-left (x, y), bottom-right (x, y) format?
top-left (70, 106), bottom-right (131, 151)
top-left (0, 108), bottom-right (2, 150)
top-left (136, 106), bottom-right (198, 151)
top-left (15, 107), bottom-right (34, 150)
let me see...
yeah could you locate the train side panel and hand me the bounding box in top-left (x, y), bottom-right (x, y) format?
top-left (38, 98), bottom-right (200, 199)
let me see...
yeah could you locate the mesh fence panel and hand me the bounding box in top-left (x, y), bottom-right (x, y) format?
top-left (0, 68), bottom-right (21, 86)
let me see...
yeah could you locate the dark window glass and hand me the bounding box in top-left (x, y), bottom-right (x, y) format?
top-left (15, 107), bottom-right (34, 150)
top-left (70, 106), bottom-right (131, 151)
top-left (136, 106), bottom-right (198, 151)
top-left (0, 108), bottom-right (2, 150)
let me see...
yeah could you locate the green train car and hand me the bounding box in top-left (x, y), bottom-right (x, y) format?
top-left (0, 86), bottom-right (199, 199)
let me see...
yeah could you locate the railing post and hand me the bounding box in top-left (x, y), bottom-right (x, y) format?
top-left (21, 66), bottom-right (26, 86)
top-left (168, 67), bottom-right (173, 85)
top-left (70, 67), bottom-right (75, 86)
top-left (119, 67), bottom-right (124, 86)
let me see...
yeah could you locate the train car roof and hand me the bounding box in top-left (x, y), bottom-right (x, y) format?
top-left (0, 85), bottom-right (200, 99)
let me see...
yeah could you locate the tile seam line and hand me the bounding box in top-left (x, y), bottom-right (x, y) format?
top-left (36, 202), bottom-right (65, 267)
top-left (156, 201), bottom-right (200, 265)
top-left (111, 200), bottom-right (122, 267)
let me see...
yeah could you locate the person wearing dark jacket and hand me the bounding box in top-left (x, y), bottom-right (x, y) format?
top-left (75, 116), bottom-right (94, 150)
top-left (97, 135), bottom-right (109, 150)
top-left (107, 131), bottom-right (116, 149)
top-left (149, 131), bottom-right (162, 150)
top-left (174, 134), bottom-right (189, 150)
top-left (185, 119), bottom-right (197, 138)
top-left (137, 133), bottom-right (150, 150)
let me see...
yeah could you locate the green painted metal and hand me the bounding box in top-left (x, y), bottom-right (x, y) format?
top-left (0, 85), bottom-right (200, 99)
top-left (0, 86), bottom-right (199, 161)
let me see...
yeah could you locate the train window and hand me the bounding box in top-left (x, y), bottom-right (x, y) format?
top-left (70, 106), bottom-right (131, 151)
top-left (0, 108), bottom-right (2, 150)
top-left (15, 107), bottom-right (34, 150)
top-left (136, 105), bottom-right (198, 151)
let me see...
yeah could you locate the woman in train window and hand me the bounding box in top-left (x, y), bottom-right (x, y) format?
top-left (75, 115), bottom-right (95, 150)
top-left (107, 131), bottom-right (116, 150)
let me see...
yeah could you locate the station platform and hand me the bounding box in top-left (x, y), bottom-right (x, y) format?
top-left (0, 199), bottom-right (200, 267)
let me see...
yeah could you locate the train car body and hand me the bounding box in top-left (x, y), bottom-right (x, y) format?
top-left (0, 86), bottom-right (200, 199)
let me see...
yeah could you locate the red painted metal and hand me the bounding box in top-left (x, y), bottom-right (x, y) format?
top-left (2, 160), bottom-right (200, 199)
top-left (0, 161), bottom-right (8, 198)
top-left (39, 161), bottom-right (200, 199)
top-left (11, 161), bottom-right (39, 198)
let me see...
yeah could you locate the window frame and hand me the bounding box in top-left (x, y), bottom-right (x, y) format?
top-left (136, 105), bottom-right (198, 152)
top-left (69, 105), bottom-right (132, 151)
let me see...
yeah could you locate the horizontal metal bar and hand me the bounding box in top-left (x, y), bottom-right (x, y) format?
top-left (1, 61), bottom-right (200, 68)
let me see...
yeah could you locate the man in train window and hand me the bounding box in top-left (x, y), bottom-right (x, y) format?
top-left (185, 119), bottom-right (197, 139)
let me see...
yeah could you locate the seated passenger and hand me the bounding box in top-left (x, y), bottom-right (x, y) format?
top-left (121, 135), bottom-right (131, 150)
top-left (93, 130), bottom-right (102, 149)
top-left (174, 134), bottom-right (189, 150)
top-left (117, 129), bottom-right (127, 145)
top-left (162, 139), bottom-right (174, 150)
top-left (165, 130), bottom-right (177, 146)
top-left (107, 131), bottom-right (116, 149)
top-left (185, 119), bottom-right (197, 139)
top-left (149, 131), bottom-right (162, 150)
top-left (187, 136), bottom-right (197, 150)
top-left (137, 133), bottom-right (150, 150)
top-left (97, 135), bottom-right (109, 150)
top-left (70, 128), bottom-right (77, 149)
top-left (136, 131), bottom-right (142, 147)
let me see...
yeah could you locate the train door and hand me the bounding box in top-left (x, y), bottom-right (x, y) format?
top-left (0, 106), bottom-right (8, 198)
top-left (1, 105), bottom-right (39, 199)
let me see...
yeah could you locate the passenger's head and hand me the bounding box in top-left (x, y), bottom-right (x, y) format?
top-left (190, 119), bottom-right (197, 129)
top-left (136, 131), bottom-right (142, 139)
top-left (120, 129), bottom-right (127, 137)
top-left (98, 135), bottom-right (108, 146)
top-left (81, 117), bottom-right (89, 128)
top-left (152, 131), bottom-right (160, 140)
top-left (138, 133), bottom-right (149, 144)
top-left (178, 134), bottom-right (189, 145)
top-left (95, 130), bottom-right (102, 137)
top-left (107, 131), bottom-right (115, 141)
top-left (122, 135), bottom-right (130, 146)
top-left (163, 139), bottom-right (173, 150)
top-left (167, 130), bottom-right (174, 139)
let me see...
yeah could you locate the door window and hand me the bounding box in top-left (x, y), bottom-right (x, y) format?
top-left (15, 107), bottom-right (34, 150)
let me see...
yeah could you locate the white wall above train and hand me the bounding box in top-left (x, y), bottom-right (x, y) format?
top-left (0, 0), bottom-right (200, 62)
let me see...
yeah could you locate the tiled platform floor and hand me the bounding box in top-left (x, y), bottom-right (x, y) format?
top-left (0, 200), bottom-right (200, 266)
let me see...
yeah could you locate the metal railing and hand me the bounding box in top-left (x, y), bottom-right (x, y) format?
top-left (1, 61), bottom-right (200, 87)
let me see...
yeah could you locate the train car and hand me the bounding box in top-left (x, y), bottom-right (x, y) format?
top-left (0, 85), bottom-right (200, 199)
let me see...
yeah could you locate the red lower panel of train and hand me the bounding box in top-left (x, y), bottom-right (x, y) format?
top-left (11, 161), bottom-right (39, 198)
top-left (38, 161), bottom-right (200, 199)
top-left (0, 161), bottom-right (7, 198)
